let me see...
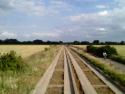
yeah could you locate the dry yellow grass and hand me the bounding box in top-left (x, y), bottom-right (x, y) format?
top-left (74, 45), bottom-right (87, 50)
top-left (111, 45), bottom-right (125, 57)
top-left (0, 45), bottom-right (59, 94)
top-left (0, 45), bottom-right (49, 58)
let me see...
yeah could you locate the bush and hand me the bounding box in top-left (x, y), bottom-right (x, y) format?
top-left (87, 45), bottom-right (118, 57)
top-left (0, 51), bottom-right (25, 71)
top-left (96, 45), bottom-right (117, 57)
top-left (86, 45), bottom-right (97, 54)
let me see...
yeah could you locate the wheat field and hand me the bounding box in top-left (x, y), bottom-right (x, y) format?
top-left (0, 45), bottom-right (49, 58)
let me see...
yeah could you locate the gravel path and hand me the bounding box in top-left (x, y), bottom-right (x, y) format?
top-left (98, 58), bottom-right (125, 72)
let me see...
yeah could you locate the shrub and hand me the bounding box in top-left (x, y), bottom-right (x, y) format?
top-left (0, 51), bottom-right (25, 71)
top-left (87, 45), bottom-right (118, 57)
top-left (86, 45), bottom-right (97, 55)
top-left (44, 47), bottom-right (50, 51)
top-left (96, 45), bottom-right (117, 57)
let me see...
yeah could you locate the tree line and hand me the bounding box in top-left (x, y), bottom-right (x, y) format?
top-left (0, 39), bottom-right (125, 45)
top-left (0, 39), bottom-right (63, 45)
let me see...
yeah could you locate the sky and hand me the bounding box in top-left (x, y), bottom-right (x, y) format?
top-left (0, 0), bottom-right (125, 42)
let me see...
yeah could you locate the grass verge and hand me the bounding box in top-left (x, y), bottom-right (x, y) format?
top-left (110, 55), bottom-right (125, 65)
top-left (70, 47), bottom-right (125, 87)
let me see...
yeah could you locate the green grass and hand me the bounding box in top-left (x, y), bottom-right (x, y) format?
top-left (0, 45), bottom-right (59, 94)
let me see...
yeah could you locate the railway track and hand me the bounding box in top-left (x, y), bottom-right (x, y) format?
top-left (32, 46), bottom-right (124, 94)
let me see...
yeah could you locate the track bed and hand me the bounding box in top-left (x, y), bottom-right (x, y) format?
top-left (32, 46), bottom-right (124, 94)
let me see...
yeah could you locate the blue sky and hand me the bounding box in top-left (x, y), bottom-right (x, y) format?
top-left (0, 0), bottom-right (125, 41)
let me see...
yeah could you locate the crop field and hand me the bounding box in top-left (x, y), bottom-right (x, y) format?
top-left (0, 45), bottom-right (49, 58)
top-left (111, 45), bottom-right (125, 57)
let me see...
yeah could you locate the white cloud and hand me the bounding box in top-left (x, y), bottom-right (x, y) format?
top-left (98, 10), bottom-right (108, 16)
top-left (85, 34), bottom-right (92, 38)
top-left (115, 0), bottom-right (125, 6)
top-left (96, 5), bottom-right (106, 9)
top-left (0, 0), bottom-right (14, 14)
top-left (0, 31), bottom-right (17, 38)
top-left (100, 31), bottom-right (107, 35)
top-left (49, 0), bottom-right (72, 12)
top-left (22, 31), bottom-right (61, 41)
top-left (69, 11), bottom-right (110, 23)
top-left (97, 28), bottom-right (106, 31)
top-left (0, 0), bottom-right (73, 16)
top-left (31, 32), bottom-right (60, 38)
top-left (107, 0), bottom-right (125, 34)
top-left (20, 30), bottom-right (64, 41)
top-left (0, 0), bottom-right (46, 16)
top-left (69, 14), bottom-right (85, 22)
top-left (0, 0), bottom-right (125, 41)
top-left (58, 9), bottom-right (113, 41)
top-left (96, 28), bottom-right (108, 35)
top-left (12, 0), bottom-right (47, 16)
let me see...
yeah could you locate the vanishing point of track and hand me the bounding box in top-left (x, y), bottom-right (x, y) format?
top-left (32, 46), bottom-right (124, 94)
